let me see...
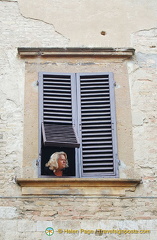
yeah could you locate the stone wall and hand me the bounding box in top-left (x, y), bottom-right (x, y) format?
top-left (129, 28), bottom-right (157, 191)
top-left (0, 197), bottom-right (157, 239)
top-left (0, 0), bottom-right (157, 239)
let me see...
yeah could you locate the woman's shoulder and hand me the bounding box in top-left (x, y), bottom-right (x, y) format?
top-left (44, 166), bottom-right (55, 175)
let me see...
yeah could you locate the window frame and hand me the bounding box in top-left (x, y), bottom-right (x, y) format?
top-left (38, 72), bottom-right (119, 178)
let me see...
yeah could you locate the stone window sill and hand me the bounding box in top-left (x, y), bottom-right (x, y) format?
top-left (16, 178), bottom-right (141, 196)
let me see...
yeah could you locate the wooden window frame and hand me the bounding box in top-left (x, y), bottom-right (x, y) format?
top-left (38, 72), bottom-right (118, 178)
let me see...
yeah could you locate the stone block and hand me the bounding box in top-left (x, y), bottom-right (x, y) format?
top-left (17, 220), bottom-right (37, 232)
top-left (0, 207), bottom-right (18, 219)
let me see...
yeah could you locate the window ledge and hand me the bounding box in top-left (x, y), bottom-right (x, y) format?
top-left (16, 178), bottom-right (141, 196)
top-left (18, 47), bottom-right (135, 58)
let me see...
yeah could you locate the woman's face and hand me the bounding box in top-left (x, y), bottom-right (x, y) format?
top-left (57, 154), bottom-right (66, 170)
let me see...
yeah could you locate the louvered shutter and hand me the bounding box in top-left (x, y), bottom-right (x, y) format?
top-left (39, 72), bottom-right (79, 148)
top-left (77, 73), bottom-right (118, 177)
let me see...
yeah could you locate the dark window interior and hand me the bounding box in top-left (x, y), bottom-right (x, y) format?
top-left (41, 144), bottom-right (76, 177)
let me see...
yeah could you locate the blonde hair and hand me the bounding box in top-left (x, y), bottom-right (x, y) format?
top-left (45, 152), bottom-right (68, 172)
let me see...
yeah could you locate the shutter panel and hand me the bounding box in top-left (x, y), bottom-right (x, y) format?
top-left (39, 72), bottom-right (79, 148)
top-left (43, 73), bottom-right (72, 124)
top-left (77, 73), bottom-right (117, 177)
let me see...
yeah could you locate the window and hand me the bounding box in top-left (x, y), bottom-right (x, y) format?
top-left (38, 72), bottom-right (118, 178)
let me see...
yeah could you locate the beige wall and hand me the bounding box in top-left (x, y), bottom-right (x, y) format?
top-left (18, 0), bottom-right (157, 48)
top-left (23, 55), bottom-right (134, 179)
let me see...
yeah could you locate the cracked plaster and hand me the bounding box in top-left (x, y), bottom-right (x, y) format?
top-left (0, 1), bottom-right (69, 48)
top-left (18, 0), bottom-right (157, 47)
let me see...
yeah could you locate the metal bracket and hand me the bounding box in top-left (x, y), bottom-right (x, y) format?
top-left (36, 159), bottom-right (39, 166)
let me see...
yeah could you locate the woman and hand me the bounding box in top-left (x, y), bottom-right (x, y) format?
top-left (45, 152), bottom-right (69, 176)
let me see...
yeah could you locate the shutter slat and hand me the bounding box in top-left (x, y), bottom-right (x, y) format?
top-left (44, 107), bottom-right (71, 112)
top-left (81, 83), bottom-right (109, 88)
top-left (44, 96), bottom-right (71, 100)
top-left (83, 167), bottom-right (113, 171)
top-left (82, 144), bottom-right (112, 148)
top-left (44, 92), bottom-right (71, 97)
top-left (44, 99), bottom-right (71, 105)
top-left (44, 119), bottom-right (72, 124)
top-left (83, 158), bottom-right (113, 162)
top-left (83, 149), bottom-right (113, 153)
top-left (83, 163), bottom-right (113, 166)
top-left (80, 77), bottom-right (109, 81)
top-left (44, 84), bottom-right (70, 87)
top-left (83, 154), bottom-right (113, 158)
top-left (81, 95), bottom-right (110, 100)
top-left (81, 99), bottom-right (110, 103)
top-left (81, 104), bottom-right (110, 108)
top-left (82, 123), bottom-right (111, 127)
top-left (44, 111), bottom-right (72, 116)
top-left (44, 104), bottom-right (71, 108)
top-left (43, 77), bottom-right (70, 81)
top-left (81, 120), bottom-right (112, 124)
top-left (44, 88), bottom-right (71, 94)
top-left (82, 129), bottom-right (112, 133)
top-left (44, 116), bottom-right (72, 120)
top-left (81, 115), bottom-right (111, 119)
top-left (81, 89), bottom-right (109, 93)
top-left (44, 80), bottom-right (70, 84)
top-left (81, 92), bottom-right (110, 96)
top-left (81, 81), bottom-right (109, 85)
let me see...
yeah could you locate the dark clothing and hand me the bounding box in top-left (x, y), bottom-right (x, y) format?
top-left (44, 167), bottom-right (67, 176)
top-left (44, 167), bottom-right (56, 176)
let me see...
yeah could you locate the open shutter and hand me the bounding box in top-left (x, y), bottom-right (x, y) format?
top-left (39, 72), bottom-right (79, 148)
top-left (77, 72), bottom-right (118, 177)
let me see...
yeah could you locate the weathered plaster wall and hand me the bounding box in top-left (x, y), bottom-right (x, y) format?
top-left (18, 0), bottom-right (157, 47)
top-left (0, 0), bottom-right (157, 239)
top-left (128, 28), bottom-right (157, 195)
top-left (0, 0), bottom-right (68, 196)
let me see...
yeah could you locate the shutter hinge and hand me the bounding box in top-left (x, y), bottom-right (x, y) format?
top-left (36, 159), bottom-right (40, 166)
top-left (114, 81), bottom-right (116, 87)
top-left (36, 81), bottom-right (39, 86)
